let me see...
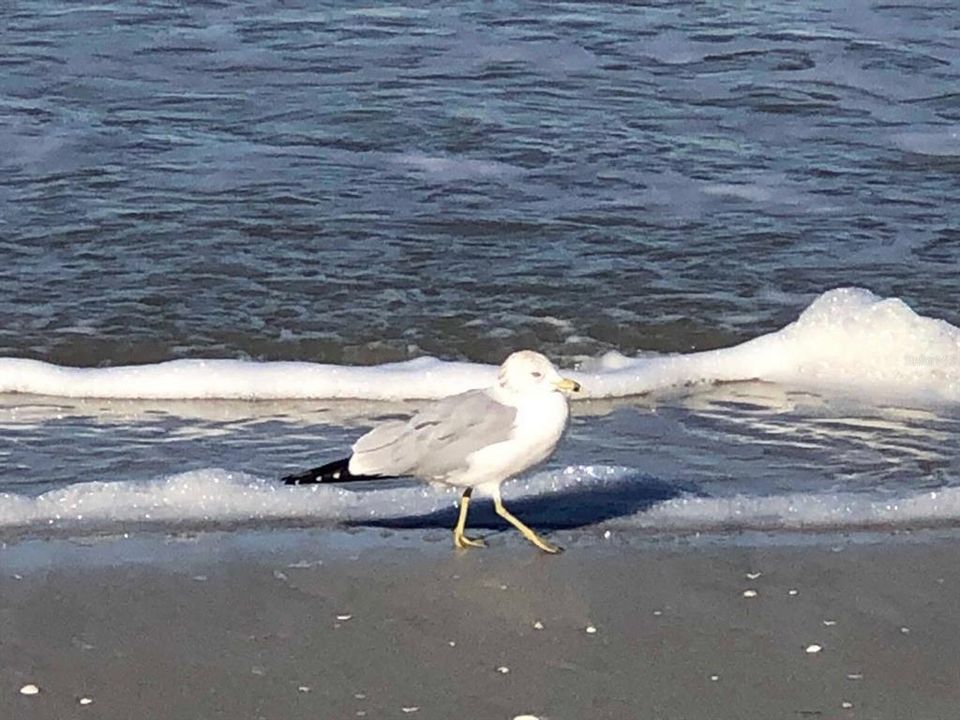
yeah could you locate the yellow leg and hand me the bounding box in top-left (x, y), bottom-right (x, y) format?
top-left (492, 488), bottom-right (562, 554)
top-left (453, 488), bottom-right (486, 549)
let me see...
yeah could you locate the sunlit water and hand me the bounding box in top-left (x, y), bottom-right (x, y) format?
top-left (1, 1), bottom-right (958, 540)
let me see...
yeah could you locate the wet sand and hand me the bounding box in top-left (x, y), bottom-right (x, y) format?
top-left (3, 529), bottom-right (960, 720)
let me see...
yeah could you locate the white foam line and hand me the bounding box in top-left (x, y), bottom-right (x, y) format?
top-left (0, 288), bottom-right (957, 402)
top-left (3, 466), bottom-right (960, 535)
top-left (0, 466), bottom-right (625, 531)
top-left (611, 487), bottom-right (960, 531)
top-left (0, 356), bottom-right (495, 401)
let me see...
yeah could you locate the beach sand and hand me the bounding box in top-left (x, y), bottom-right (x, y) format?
top-left (3, 529), bottom-right (959, 720)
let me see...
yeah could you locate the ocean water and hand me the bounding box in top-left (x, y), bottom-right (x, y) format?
top-left (1, 1), bottom-right (959, 541)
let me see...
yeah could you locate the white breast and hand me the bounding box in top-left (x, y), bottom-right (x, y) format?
top-left (451, 391), bottom-right (569, 492)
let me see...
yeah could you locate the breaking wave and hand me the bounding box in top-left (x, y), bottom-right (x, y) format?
top-left (1, 288), bottom-right (957, 404)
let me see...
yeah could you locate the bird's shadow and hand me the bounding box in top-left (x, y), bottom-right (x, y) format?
top-left (351, 474), bottom-right (690, 531)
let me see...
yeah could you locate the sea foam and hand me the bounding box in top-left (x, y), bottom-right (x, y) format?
top-left (583, 287), bottom-right (960, 402)
top-left (2, 465), bottom-right (959, 537)
top-left (0, 466), bottom-right (620, 533)
top-left (0, 288), bottom-right (956, 403)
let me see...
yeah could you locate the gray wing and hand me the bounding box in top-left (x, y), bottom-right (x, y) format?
top-left (348, 389), bottom-right (517, 480)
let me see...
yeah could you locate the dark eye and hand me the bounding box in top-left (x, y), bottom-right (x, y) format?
top-left (531, 371), bottom-right (543, 378)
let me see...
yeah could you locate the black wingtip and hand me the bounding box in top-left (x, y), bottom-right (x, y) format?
top-left (282, 457), bottom-right (349, 485)
top-left (282, 457), bottom-right (383, 485)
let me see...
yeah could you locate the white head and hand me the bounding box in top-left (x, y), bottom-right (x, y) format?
top-left (497, 350), bottom-right (581, 396)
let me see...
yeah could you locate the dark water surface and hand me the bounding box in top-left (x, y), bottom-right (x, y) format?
top-left (2, 1), bottom-right (958, 367)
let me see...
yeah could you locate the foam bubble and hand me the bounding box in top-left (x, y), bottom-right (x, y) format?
top-left (392, 153), bottom-right (525, 181)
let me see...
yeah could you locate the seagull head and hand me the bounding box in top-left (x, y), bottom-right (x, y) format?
top-left (497, 350), bottom-right (582, 396)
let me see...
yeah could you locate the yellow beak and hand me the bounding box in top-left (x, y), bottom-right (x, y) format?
top-left (554, 377), bottom-right (582, 393)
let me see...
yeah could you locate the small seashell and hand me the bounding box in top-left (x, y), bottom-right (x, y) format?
top-left (742, 589), bottom-right (758, 598)
top-left (79, 697), bottom-right (93, 705)
top-left (336, 614), bottom-right (353, 621)
top-left (497, 666), bottom-right (510, 674)
top-left (20, 684), bottom-right (40, 696)
top-left (823, 620), bottom-right (837, 626)
top-left (846, 673), bottom-right (863, 680)
top-left (788, 589), bottom-right (799, 596)
top-left (709, 674), bottom-right (720, 682)
top-left (513, 716), bottom-right (541, 720)
top-left (298, 686), bottom-right (310, 693)
top-left (745, 572), bottom-right (762, 580)
top-left (401, 707), bottom-right (419, 713)
top-left (585, 625), bottom-right (597, 634)
top-left (533, 621), bottom-right (544, 630)
top-left (900, 626), bottom-right (910, 634)
top-left (841, 701), bottom-right (853, 709)
top-left (805, 644), bottom-right (823, 654)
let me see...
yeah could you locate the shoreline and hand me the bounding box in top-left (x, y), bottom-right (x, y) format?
top-left (6, 517), bottom-right (960, 552)
top-left (4, 527), bottom-right (960, 719)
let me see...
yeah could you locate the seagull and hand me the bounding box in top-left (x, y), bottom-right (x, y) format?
top-left (282, 350), bottom-right (581, 553)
